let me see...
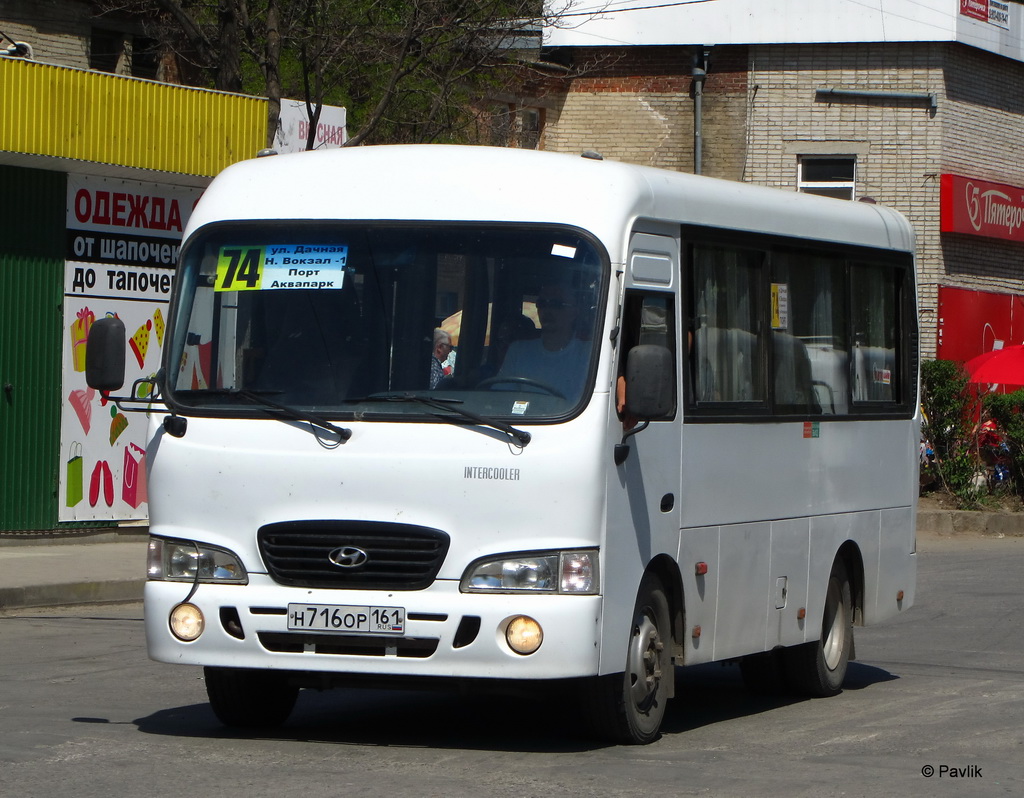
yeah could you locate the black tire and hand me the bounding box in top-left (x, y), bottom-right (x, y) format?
top-left (204, 666), bottom-right (299, 729)
top-left (581, 573), bottom-right (673, 744)
top-left (782, 558), bottom-right (854, 697)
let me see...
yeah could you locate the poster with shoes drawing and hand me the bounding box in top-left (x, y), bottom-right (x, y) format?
top-left (59, 175), bottom-right (202, 522)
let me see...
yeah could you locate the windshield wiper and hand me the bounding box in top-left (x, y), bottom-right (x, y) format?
top-left (356, 393), bottom-right (531, 447)
top-left (184, 388), bottom-right (352, 441)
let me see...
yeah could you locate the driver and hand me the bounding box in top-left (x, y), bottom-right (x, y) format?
top-left (495, 280), bottom-right (589, 398)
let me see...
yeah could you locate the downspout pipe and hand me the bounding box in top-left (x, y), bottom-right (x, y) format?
top-left (692, 49), bottom-right (708, 175)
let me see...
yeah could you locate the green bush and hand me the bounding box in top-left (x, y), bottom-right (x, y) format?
top-left (920, 359), bottom-right (984, 508)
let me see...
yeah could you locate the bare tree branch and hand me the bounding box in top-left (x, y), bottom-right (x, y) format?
top-left (94, 0), bottom-right (603, 146)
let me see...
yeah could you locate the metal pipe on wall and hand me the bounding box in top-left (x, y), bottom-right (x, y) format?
top-left (692, 48), bottom-right (710, 175)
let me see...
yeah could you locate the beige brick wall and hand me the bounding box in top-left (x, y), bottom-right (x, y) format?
top-left (0, 0), bottom-right (146, 73)
top-left (0, 0), bottom-right (91, 68)
top-left (541, 46), bottom-right (748, 179)
top-left (544, 90), bottom-right (692, 172)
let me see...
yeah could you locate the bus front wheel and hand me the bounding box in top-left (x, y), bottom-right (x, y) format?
top-left (783, 558), bottom-right (853, 696)
top-left (582, 573), bottom-right (673, 744)
top-left (204, 666), bottom-right (298, 728)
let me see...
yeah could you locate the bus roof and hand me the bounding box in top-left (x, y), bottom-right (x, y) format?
top-left (186, 144), bottom-right (915, 254)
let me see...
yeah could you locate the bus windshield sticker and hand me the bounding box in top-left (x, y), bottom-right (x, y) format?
top-left (512, 401), bottom-right (529, 415)
top-left (551, 243), bottom-right (577, 259)
top-left (215, 244), bottom-right (348, 292)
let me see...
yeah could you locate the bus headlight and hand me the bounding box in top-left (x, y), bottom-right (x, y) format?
top-left (461, 549), bottom-right (598, 594)
top-left (148, 537), bottom-right (248, 584)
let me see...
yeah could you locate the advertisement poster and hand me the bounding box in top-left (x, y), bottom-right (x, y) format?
top-left (960, 0), bottom-right (1010, 29)
top-left (60, 175), bottom-right (203, 522)
top-left (936, 285), bottom-right (1024, 364)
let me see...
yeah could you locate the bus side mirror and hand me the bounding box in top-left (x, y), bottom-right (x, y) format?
top-left (85, 317), bottom-right (127, 392)
top-left (625, 344), bottom-right (675, 420)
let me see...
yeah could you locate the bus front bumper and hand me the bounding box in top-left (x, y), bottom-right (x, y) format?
top-left (145, 576), bottom-right (603, 681)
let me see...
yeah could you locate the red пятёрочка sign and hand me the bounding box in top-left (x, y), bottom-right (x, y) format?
top-left (940, 174), bottom-right (1024, 244)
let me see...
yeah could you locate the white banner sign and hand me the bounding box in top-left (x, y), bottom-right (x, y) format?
top-left (273, 98), bottom-right (347, 153)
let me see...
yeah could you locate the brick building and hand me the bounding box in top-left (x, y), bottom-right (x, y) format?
top-left (535, 0), bottom-right (1024, 361)
top-left (0, 0), bottom-right (170, 77)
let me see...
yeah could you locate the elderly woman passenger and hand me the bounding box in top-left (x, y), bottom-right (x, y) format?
top-left (430, 328), bottom-right (454, 388)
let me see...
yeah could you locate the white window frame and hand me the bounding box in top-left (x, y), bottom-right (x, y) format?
top-left (797, 156), bottom-right (856, 201)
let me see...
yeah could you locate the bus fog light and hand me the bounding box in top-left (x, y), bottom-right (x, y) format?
top-left (505, 615), bottom-right (543, 655)
top-left (170, 603), bottom-right (205, 641)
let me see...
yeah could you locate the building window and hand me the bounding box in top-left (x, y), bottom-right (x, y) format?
top-left (516, 109), bottom-right (540, 150)
top-left (797, 156), bottom-right (856, 200)
top-left (91, 29), bottom-right (159, 79)
top-left (90, 28), bottom-right (126, 73)
top-left (131, 37), bottom-right (160, 80)
top-left (480, 105), bottom-right (542, 149)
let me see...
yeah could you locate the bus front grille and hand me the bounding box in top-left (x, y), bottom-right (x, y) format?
top-left (257, 521), bottom-right (450, 590)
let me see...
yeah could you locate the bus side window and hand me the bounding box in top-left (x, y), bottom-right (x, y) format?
top-left (850, 262), bottom-right (900, 405)
top-left (772, 331), bottom-right (820, 414)
top-left (770, 251), bottom-right (847, 416)
top-left (690, 244), bottom-right (765, 405)
top-left (617, 291), bottom-right (677, 423)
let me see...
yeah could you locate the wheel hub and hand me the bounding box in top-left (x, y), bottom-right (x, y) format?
top-left (628, 614), bottom-right (664, 706)
top-left (822, 578), bottom-right (846, 671)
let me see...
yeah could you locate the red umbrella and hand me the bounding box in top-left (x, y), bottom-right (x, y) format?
top-left (964, 344), bottom-right (1024, 385)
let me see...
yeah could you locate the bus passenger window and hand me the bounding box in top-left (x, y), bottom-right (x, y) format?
top-left (691, 245), bottom-right (764, 405)
top-left (771, 252), bottom-right (847, 415)
top-left (851, 262), bottom-right (900, 404)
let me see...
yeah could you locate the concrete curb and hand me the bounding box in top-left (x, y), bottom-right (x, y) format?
top-left (0, 538), bottom-right (149, 612)
top-left (0, 528), bottom-right (148, 547)
top-left (0, 579), bottom-right (146, 611)
top-left (917, 509), bottom-right (1024, 537)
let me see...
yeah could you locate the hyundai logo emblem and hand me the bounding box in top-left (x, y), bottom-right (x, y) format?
top-left (328, 546), bottom-right (369, 568)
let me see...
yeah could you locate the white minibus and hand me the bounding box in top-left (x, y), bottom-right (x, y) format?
top-left (88, 145), bottom-right (918, 744)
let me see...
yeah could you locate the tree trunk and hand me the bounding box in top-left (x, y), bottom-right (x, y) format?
top-left (264, 0), bottom-right (282, 148)
top-left (215, 0), bottom-right (243, 92)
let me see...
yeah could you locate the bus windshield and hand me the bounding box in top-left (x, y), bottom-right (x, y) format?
top-left (167, 223), bottom-right (607, 421)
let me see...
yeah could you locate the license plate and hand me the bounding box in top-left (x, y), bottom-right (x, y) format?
top-left (287, 603), bottom-right (405, 635)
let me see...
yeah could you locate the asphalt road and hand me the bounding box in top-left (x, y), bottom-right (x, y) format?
top-left (1, 534), bottom-right (1022, 798)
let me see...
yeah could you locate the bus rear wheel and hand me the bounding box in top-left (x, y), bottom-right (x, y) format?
top-left (783, 558), bottom-right (853, 697)
top-left (204, 666), bottom-right (299, 728)
top-left (582, 573), bottom-right (673, 744)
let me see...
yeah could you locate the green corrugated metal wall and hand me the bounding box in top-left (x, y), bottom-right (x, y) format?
top-left (0, 166), bottom-right (66, 530)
